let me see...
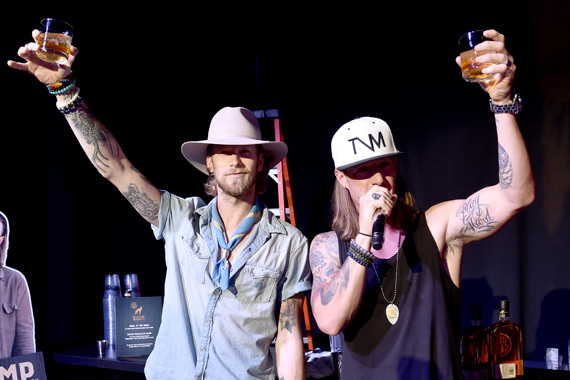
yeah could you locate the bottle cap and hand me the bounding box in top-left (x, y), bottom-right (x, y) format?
top-left (499, 299), bottom-right (510, 316)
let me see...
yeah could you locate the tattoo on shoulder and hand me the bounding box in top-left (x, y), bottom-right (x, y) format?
top-left (309, 234), bottom-right (348, 306)
top-left (121, 183), bottom-right (159, 221)
top-left (498, 144), bottom-right (513, 189)
top-left (279, 298), bottom-right (298, 333)
top-left (456, 195), bottom-right (500, 235)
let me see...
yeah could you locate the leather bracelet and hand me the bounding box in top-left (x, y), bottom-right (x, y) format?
top-left (358, 232), bottom-right (372, 237)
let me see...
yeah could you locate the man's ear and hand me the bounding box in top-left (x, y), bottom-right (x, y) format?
top-left (335, 169), bottom-right (348, 188)
top-left (257, 153), bottom-right (265, 172)
top-left (206, 155), bottom-right (214, 174)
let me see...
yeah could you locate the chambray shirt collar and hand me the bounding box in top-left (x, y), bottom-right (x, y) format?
top-left (194, 197), bottom-right (287, 280)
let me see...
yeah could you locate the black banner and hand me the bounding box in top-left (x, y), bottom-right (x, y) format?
top-left (0, 352), bottom-right (47, 380)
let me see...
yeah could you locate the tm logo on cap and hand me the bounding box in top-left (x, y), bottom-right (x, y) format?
top-left (348, 132), bottom-right (387, 155)
top-left (332, 117), bottom-right (401, 170)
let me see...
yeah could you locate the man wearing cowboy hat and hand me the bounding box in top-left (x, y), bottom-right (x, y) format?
top-left (8, 34), bottom-right (311, 380)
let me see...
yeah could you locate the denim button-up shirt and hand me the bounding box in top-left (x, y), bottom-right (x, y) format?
top-left (144, 191), bottom-right (311, 380)
top-left (0, 266), bottom-right (35, 359)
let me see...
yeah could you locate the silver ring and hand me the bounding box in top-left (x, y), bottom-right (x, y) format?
top-left (504, 55), bottom-right (511, 66)
top-left (372, 193), bottom-right (381, 200)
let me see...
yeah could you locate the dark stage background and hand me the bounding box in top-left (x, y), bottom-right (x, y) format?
top-left (2, 0), bottom-right (569, 374)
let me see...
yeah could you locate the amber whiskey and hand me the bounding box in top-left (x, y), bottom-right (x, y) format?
top-left (489, 300), bottom-right (523, 379)
top-left (461, 304), bottom-right (490, 380)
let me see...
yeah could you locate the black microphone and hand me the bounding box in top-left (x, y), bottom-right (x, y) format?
top-left (372, 214), bottom-right (386, 250)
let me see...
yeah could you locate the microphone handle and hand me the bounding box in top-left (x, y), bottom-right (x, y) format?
top-left (372, 214), bottom-right (386, 250)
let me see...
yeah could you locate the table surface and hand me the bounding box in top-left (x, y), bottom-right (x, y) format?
top-left (52, 347), bottom-right (570, 378)
top-left (52, 344), bottom-right (147, 373)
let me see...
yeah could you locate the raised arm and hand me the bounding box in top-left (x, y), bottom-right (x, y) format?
top-left (8, 31), bottom-right (161, 226)
top-left (427, 30), bottom-right (535, 286)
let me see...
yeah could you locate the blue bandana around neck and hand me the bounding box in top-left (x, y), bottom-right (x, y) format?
top-left (211, 197), bottom-right (262, 290)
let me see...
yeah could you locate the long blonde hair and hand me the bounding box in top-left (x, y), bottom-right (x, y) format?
top-left (331, 172), bottom-right (419, 241)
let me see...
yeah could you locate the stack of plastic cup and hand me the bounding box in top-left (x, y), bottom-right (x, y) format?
top-left (103, 274), bottom-right (122, 357)
top-left (123, 274), bottom-right (141, 298)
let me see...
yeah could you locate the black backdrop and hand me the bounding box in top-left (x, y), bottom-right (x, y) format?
top-left (2, 0), bottom-right (569, 371)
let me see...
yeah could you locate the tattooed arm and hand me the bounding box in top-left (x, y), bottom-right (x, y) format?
top-left (428, 30), bottom-right (535, 287)
top-left (275, 294), bottom-right (306, 380)
top-left (7, 32), bottom-right (160, 226)
top-left (61, 100), bottom-right (161, 225)
top-left (309, 231), bottom-right (368, 335)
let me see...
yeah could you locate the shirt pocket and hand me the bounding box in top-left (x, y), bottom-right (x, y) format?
top-left (2, 303), bottom-right (17, 342)
top-left (235, 265), bottom-right (280, 303)
top-left (2, 303), bottom-right (17, 315)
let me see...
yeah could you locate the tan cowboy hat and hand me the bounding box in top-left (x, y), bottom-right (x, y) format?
top-left (181, 107), bottom-right (288, 174)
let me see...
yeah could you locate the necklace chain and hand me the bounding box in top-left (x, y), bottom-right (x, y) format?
top-left (372, 230), bottom-right (402, 304)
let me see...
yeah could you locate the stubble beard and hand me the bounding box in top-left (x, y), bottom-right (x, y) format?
top-left (217, 170), bottom-right (257, 197)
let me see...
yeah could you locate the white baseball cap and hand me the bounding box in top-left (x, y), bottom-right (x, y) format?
top-left (331, 117), bottom-right (402, 170)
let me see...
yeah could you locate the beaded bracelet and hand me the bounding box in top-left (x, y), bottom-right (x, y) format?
top-left (347, 249), bottom-right (369, 267)
top-left (47, 71), bottom-right (75, 95)
top-left (58, 95), bottom-right (83, 114)
top-left (56, 87), bottom-right (83, 114)
top-left (348, 239), bottom-right (375, 267)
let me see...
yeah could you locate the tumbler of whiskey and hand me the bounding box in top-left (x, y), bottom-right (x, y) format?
top-left (458, 30), bottom-right (496, 83)
top-left (37, 18), bottom-right (74, 65)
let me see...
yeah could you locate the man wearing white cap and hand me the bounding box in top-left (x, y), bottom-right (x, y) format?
top-left (309, 30), bottom-right (535, 379)
top-left (9, 34), bottom-right (311, 379)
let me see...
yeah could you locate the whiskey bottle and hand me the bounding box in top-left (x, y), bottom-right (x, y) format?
top-left (489, 300), bottom-right (523, 379)
top-left (461, 303), bottom-right (490, 380)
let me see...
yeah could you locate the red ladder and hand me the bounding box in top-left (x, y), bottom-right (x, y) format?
top-left (256, 109), bottom-right (314, 351)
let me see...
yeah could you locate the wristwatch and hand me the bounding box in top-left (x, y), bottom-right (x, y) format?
top-left (489, 92), bottom-right (522, 114)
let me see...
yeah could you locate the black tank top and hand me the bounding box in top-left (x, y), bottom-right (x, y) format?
top-left (337, 212), bottom-right (464, 380)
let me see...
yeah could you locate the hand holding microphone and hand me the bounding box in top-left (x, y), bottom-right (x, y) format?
top-left (370, 191), bottom-right (395, 250)
top-left (372, 213), bottom-right (386, 250)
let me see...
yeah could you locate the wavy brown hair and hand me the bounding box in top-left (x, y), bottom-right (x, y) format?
top-left (331, 171), bottom-right (420, 241)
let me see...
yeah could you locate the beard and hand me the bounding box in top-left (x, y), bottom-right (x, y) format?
top-left (216, 169), bottom-right (258, 197)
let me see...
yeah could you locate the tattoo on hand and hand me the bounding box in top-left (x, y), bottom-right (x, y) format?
top-left (122, 183), bottom-right (159, 221)
top-left (498, 144), bottom-right (513, 189)
top-left (456, 195), bottom-right (499, 235)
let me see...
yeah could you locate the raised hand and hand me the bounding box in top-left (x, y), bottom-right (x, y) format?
top-left (7, 30), bottom-right (77, 85)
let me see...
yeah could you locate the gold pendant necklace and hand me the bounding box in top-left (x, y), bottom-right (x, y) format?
top-left (372, 230), bottom-right (402, 325)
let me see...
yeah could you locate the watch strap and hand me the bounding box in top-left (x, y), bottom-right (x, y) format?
top-left (489, 93), bottom-right (522, 114)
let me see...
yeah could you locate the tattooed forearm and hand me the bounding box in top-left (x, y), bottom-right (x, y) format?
top-left (279, 298), bottom-right (298, 333)
top-left (456, 195), bottom-right (499, 235)
top-left (122, 183), bottom-right (159, 221)
top-left (66, 106), bottom-right (119, 173)
top-left (498, 144), bottom-right (513, 189)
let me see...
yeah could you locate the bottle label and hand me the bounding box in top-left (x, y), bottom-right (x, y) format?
top-left (499, 333), bottom-right (512, 356)
top-left (494, 363), bottom-right (516, 379)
